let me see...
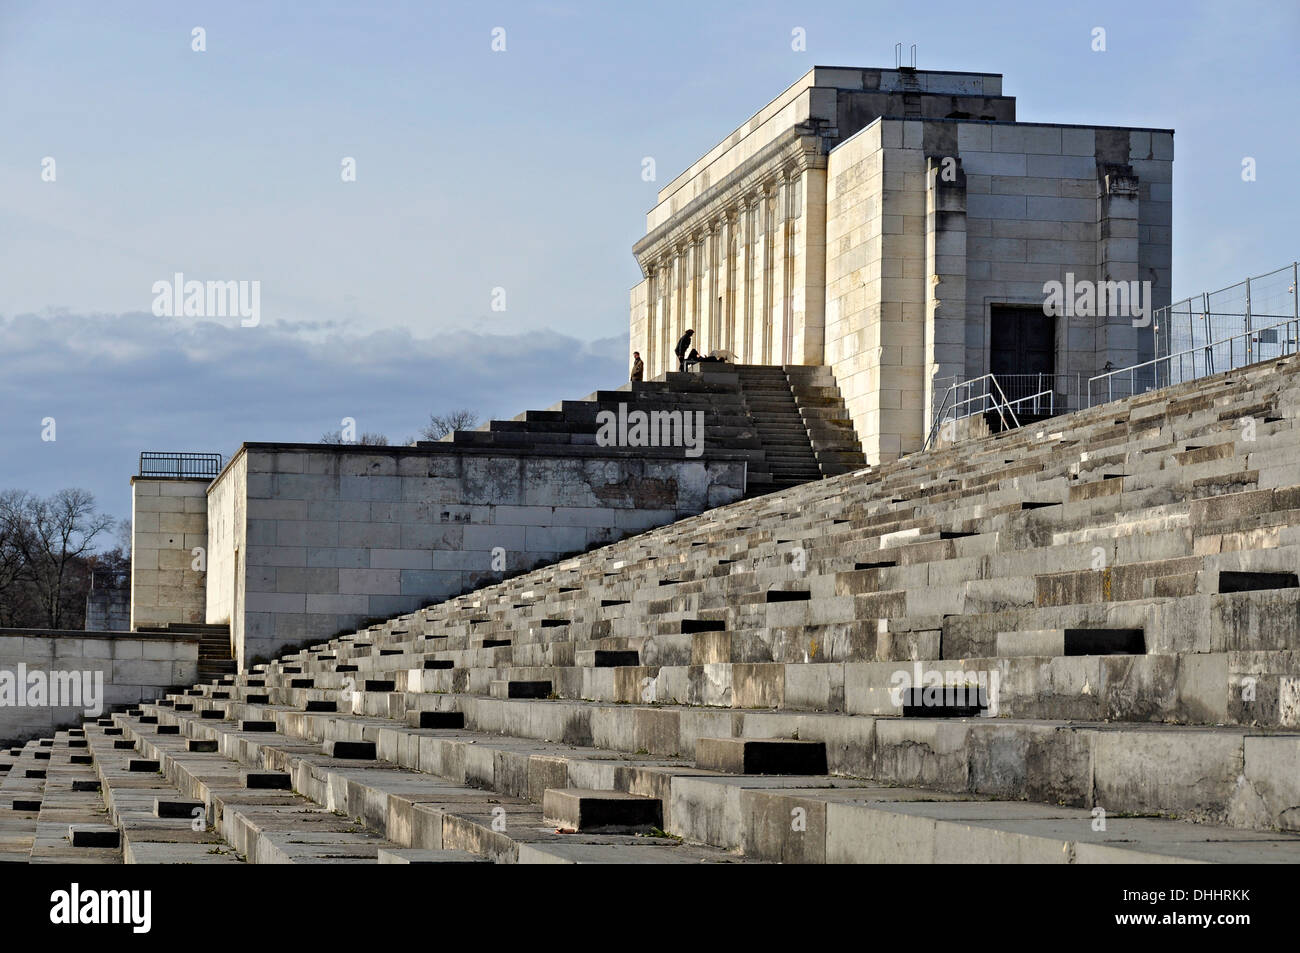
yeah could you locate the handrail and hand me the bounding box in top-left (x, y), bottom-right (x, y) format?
top-left (925, 373), bottom-right (1026, 450)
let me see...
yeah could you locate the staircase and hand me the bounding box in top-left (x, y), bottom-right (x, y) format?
top-left (136, 622), bottom-right (235, 682)
top-left (433, 362), bottom-right (866, 499)
top-left (734, 365), bottom-right (822, 493)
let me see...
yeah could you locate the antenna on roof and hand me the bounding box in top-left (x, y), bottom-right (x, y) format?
top-left (895, 43), bottom-right (902, 68)
top-left (911, 44), bottom-right (917, 68)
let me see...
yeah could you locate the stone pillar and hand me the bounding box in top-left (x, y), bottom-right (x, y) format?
top-left (924, 153), bottom-right (969, 434)
top-left (759, 181), bottom-right (776, 364)
top-left (723, 210), bottom-right (737, 356)
top-left (131, 477), bottom-right (209, 629)
top-left (737, 196), bottom-right (753, 363)
top-left (645, 265), bottom-right (658, 375)
top-left (1096, 164), bottom-right (1142, 375)
top-left (779, 169), bottom-right (795, 365)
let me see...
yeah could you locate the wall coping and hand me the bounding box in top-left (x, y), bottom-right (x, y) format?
top-left (0, 627), bottom-right (200, 643)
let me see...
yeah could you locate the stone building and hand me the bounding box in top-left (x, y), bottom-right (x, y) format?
top-left (629, 66), bottom-right (1173, 461)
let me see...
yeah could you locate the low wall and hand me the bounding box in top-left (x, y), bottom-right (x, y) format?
top-left (0, 629), bottom-right (199, 745)
top-left (207, 443), bottom-right (747, 668)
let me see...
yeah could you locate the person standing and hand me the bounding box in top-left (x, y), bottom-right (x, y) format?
top-left (630, 351), bottom-right (644, 382)
top-left (674, 328), bottom-right (695, 372)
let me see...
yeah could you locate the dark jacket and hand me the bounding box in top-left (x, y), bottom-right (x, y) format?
top-left (674, 332), bottom-right (693, 359)
top-left (630, 356), bottom-right (644, 381)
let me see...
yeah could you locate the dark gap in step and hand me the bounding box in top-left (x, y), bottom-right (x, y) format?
top-left (68, 739), bottom-right (87, 748)
top-left (24, 770), bottom-right (46, 779)
top-left (380, 649), bottom-right (402, 656)
top-left (186, 689), bottom-right (203, 696)
top-left (1265, 416), bottom-right (1283, 423)
top-left (128, 759), bottom-right (160, 772)
top-left (200, 710), bottom-right (225, 720)
top-left (601, 599), bottom-right (629, 607)
top-left (305, 700), bottom-right (337, 712)
top-left (140, 716), bottom-right (158, 724)
top-left (902, 686), bottom-right (987, 718)
top-left (540, 619), bottom-right (570, 627)
top-left (326, 740), bottom-right (375, 759)
top-left (210, 692), bottom-right (229, 700)
top-left (70, 754), bottom-right (93, 765)
top-left (833, 519), bottom-right (849, 525)
top-left (246, 693), bottom-right (270, 704)
top-left (34, 751), bottom-right (50, 760)
top-left (1218, 570), bottom-right (1300, 593)
top-left (174, 703), bottom-right (193, 712)
top-left (589, 650), bottom-right (640, 667)
top-left (72, 780), bottom-right (100, 793)
top-left (680, 619), bottom-right (726, 633)
top-left (104, 728), bottom-right (123, 736)
top-left (855, 560), bottom-right (897, 570)
top-left (939, 531), bottom-right (977, 539)
top-left (423, 659), bottom-right (454, 670)
top-left (188, 740), bottom-right (217, 753)
top-left (112, 740), bottom-right (135, 750)
top-left (244, 772), bottom-right (290, 790)
top-left (481, 639), bottom-right (511, 648)
top-left (281, 668), bottom-right (302, 675)
top-left (1020, 501), bottom-right (1059, 510)
top-left (658, 579), bottom-right (682, 586)
top-left (290, 678), bottom-right (315, 688)
top-left (336, 665), bottom-right (359, 672)
top-left (765, 590), bottom-right (811, 602)
top-left (70, 827), bottom-right (120, 848)
top-left (419, 711), bottom-right (466, 729)
top-left (155, 800), bottom-right (203, 819)
top-left (365, 680), bottom-right (397, 692)
top-left (158, 725), bottom-right (180, 735)
top-left (560, 586), bottom-right (581, 591)
top-left (1103, 473), bottom-right (1127, 480)
top-left (12, 799), bottom-right (42, 810)
top-left (1063, 628), bottom-right (1145, 655)
top-left (503, 680), bottom-right (552, 699)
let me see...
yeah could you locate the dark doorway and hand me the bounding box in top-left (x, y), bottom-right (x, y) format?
top-left (990, 306), bottom-right (1055, 403)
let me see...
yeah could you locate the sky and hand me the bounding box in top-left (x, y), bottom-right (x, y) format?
top-left (1, 0), bottom-right (1297, 532)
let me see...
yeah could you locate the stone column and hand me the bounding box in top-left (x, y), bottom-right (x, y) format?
top-left (722, 210), bottom-right (737, 356)
top-left (779, 169), bottom-right (795, 365)
top-left (924, 154), bottom-right (969, 436)
top-left (737, 196), bottom-right (753, 364)
top-left (1096, 164), bottom-right (1141, 375)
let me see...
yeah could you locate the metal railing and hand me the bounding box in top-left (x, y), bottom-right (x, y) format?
top-left (1088, 316), bottom-right (1300, 407)
top-left (925, 374), bottom-right (1022, 450)
top-left (138, 451), bottom-right (223, 479)
top-left (90, 569), bottom-right (129, 590)
top-left (1151, 261), bottom-right (1299, 376)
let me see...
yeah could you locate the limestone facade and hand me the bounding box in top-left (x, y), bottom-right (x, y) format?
top-left (630, 67), bottom-right (1173, 462)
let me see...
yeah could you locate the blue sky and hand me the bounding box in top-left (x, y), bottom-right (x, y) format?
top-left (1, 0), bottom-right (1297, 531)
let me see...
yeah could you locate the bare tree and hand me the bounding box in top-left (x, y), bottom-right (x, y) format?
top-left (320, 431), bottom-right (389, 445)
top-left (0, 489), bottom-right (114, 629)
top-left (420, 409), bottom-right (479, 441)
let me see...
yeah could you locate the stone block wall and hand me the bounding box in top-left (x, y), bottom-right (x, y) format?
top-left (825, 117), bottom-right (1173, 463)
top-left (130, 477), bottom-right (209, 629)
top-left (207, 444), bottom-right (746, 668)
top-left (0, 629), bottom-right (198, 745)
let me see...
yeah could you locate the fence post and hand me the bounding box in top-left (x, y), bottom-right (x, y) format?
top-left (1245, 277), bottom-right (1252, 365)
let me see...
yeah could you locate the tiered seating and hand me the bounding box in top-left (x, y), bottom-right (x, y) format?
top-left (63, 351), bottom-right (1300, 862)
